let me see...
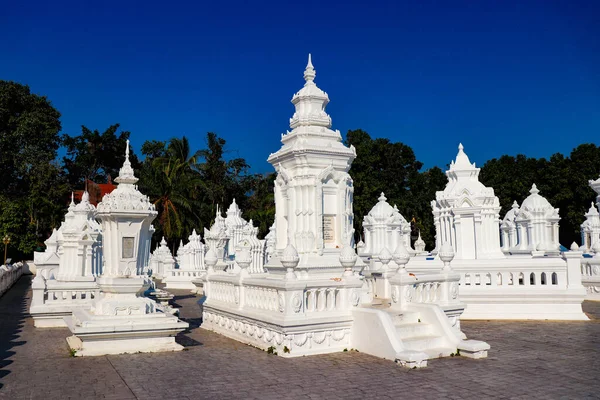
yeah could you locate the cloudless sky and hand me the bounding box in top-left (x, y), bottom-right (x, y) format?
top-left (1, 0), bottom-right (599, 173)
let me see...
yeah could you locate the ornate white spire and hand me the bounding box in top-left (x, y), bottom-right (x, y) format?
top-left (451, 143), bottom-right (475, 170)
top-left (96, 141), bottom-right (154, 213)
top-left (289, 54), bottom-right (332, 129)
top-left (446, 143), bottom-right (481, 183)
top-left (115, 139), bottom-right (138, 185)
top-left (303, 53), bottom-right (316, 82)
top-left (530, 183), bottom-right (539, 195)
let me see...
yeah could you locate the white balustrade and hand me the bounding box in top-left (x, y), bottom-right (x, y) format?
top-left (389, 272), bottom-right (460, 310)
top-left (0, 262), bottom-right (24, 297)
top-left (45, 288), bottom-right (98, 303)
top-left (244, 285), bottom-right (279, 311)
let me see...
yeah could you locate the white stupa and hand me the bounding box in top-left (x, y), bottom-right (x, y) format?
top-left (266, 54), bottom-right (361, 275)
top-left (431, 144), bottom-right (504, 259)
top-left (65, 141), bottom-right (188, 356)
top-left (512, 184), bottom-right (560, 255)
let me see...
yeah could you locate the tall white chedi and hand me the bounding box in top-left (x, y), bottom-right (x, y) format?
top-left (66, 141), bottom-right (188, 356)
top-left (431, 144), bottom-right (504, 260)
top-left (266, 55), bottom-right (357, 274)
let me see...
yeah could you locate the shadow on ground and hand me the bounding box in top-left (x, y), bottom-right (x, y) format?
top-left (0, 276), bottom-right (30, 389)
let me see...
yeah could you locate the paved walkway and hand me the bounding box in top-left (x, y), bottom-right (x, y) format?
top-left (1, 276), bottom-right (599, 399)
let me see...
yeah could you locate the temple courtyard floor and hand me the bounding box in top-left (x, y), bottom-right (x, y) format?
top-left (0, 276), bottom-right (599, 400)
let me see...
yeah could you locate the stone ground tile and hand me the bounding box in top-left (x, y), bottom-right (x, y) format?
top-left (1, 276), bottom-right (599, 399)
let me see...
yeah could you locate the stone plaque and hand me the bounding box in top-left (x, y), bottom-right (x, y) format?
top-left (323, 215), bottom-right (335, 243)
top-left (122, 237), bottom-right (135, 258)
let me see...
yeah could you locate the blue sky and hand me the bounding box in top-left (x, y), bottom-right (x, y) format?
top-left (1, 0), bottom-right (599, 173)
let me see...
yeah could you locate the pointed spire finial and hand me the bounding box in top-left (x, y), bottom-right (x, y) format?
top-left (114, 140), bottom-right (138, 184)
top-left (378, 192), bottom-right (387, 202)
top-left (304, 53), bottom-right (316, 82)
top-left (70, 192), bottom-right (75, 206)
top-left (530, 184), bottom-right (539, 195)
top-left (458, 143), bottom-right (464, 151)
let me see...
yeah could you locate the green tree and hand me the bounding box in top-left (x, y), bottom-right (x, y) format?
top-left (244, 173), bottom-right (276, 238)
top-left (62, 124), bottom-right (140, 187)
top-left (196, 132), bottom-right (252, 224)
top-left (0, 81), bottom-right (66, 259)
top-left (479, 144), bottom-right (600, 246)
top-left (344, 129), bottom-right (443, 248)
top-left (139, 137), bottom-right (203, 247)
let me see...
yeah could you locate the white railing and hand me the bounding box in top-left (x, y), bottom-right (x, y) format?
top-left (581, 257), bottom-right (600, 300)
top-left (45, 288), bottom-right (99, 303)
top-left (168, 270), bottom-right (203, 279)
top-left (304, 287), bottom-right (341, 312)
top-left (460, 269), bottom-right (565, 287)
top-left (389, 272), bottom-right (461, 310)
top-left (205, 274), bottom-right (361, 318)
top-left (210, 281), bottom-right (237, 304)
top-left (0, 262), bottom-right (24, 297)
top-left (244, 285), bottom-right (279, 312)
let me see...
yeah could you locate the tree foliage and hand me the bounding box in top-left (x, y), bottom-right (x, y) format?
top-left (62, 124), bottom-right (140, 187)
top-left (1, 79), bottom-right (598, 259)
top-left (345, 129), bottom-right (446, 248)
top-left (480, 144), bottom-right (600, 246)
top-left (0, 81), bottom-right (67, 259)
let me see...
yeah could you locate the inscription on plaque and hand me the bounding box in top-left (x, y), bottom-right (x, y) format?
top-left (323, 215), bottom-right (335, 243)
top-left (122, 237), bottom-right (135, 258)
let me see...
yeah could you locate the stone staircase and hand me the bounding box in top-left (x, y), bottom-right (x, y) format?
top-left (355, 298), bottom-right (463, 367)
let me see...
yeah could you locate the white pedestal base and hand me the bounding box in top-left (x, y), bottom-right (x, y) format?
top-left (66, 334), bottom-right (183, 356)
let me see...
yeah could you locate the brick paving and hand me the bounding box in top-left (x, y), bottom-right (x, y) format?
top-left (1, 275), bottom-right (599, 399)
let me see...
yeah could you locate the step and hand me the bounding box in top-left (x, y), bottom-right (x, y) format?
top-left (402, 334), bottom-right (446, 351)
top-left (422, 347), bottom-right (456, 359)
top-left (395, 322), bottom-right (432, 339)
top-left (370, 297), bottom-right (391, 308)
top-left (386, 310), bottom-right (420, 325)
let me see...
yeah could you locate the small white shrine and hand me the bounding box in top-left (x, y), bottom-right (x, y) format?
top-left (65, 142), bottom-right (188, 356)
top-left (32, 228), bottom-right (60, 279)
top-left (203, 206), bottom-right (229, 264)
top-left (163, 230), bottom-right (206, 290)
top-left (150, 237), bottom-right (176, 279)
top-left (581, 174), bottom-right (600, 300)
top-left (358, 192), bottom-right (414, 260)
top-left (224, 199), bottom-right (247, 257)
top-left (30, 191), bottom-right (103, 327)
top-left (500, 201), bottom-right (520, 253)
top-left (581, 202), bottom-right (600, 253)
top-left (510, 184), bottom-right (560, 255)
top-left (199, 56), bottom-right (489, 367)
top-left (431, 144), bottom-right (504, 260)
top-left (402, 145), bottom-right (587, 320)
top-left (414, 231), bottom-right (427, 254)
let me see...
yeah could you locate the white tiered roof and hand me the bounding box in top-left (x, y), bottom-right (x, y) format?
top-left (517, 184), bottom-right (559, 220)
top-left (364, 193), bottom-right (408, 225)
top-left (225, 199), bottom-right (247, 228)
top-left (97, 140), bottom-right (156, 214)
top-left (437, 144), bottom-right (497, 206)
top-left (268, 55), bottom-right (355, 165)
top-left (502, 201), bottom-right (520, 228)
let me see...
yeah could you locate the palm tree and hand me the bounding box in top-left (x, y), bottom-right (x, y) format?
top-left (142, 137), bottom-right (203, 246)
